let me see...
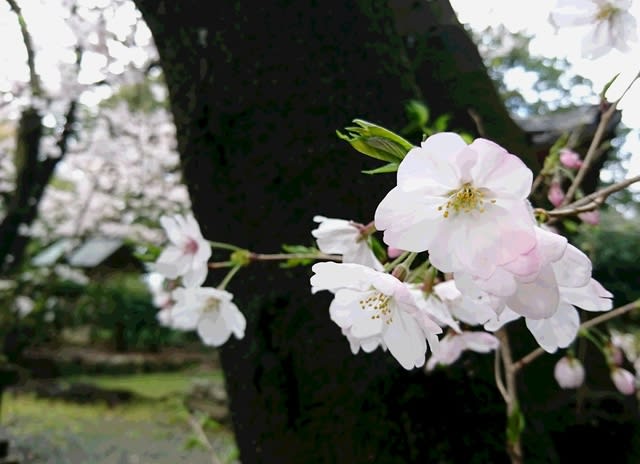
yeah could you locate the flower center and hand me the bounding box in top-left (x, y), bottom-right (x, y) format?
top-left (204, 297), bottom-right (220, 314)
top-left (437, 183), bottom-right (495, 218)
top-left (183, 238), bottom-right (199, 255)
top-left (359, 291), bottom-right (393, 324)
top-left (595, 4), bottom-right (618, 21)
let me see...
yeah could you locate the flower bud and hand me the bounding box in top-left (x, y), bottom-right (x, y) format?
top-left (548, 182), bottom-right (565, 207)
top-left (554, 356), bottom-right (585, 389)
top-left (578, 210), bottom-right (600, 225)
top-left (559, 149), bottom-right (583, 169)
top-left (611, 368), bottom-right (636, 395)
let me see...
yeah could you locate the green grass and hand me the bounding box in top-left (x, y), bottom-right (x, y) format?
top-left (65, 369), bottom-right (224, 399)
top-left (3, 367), bottom-right (237, 463)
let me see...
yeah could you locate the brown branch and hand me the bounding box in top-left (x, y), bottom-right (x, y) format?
top-left (512, 300), bottom-right (640, 372)
top-left (561, 73), bottom-right (639, 206)
top-left (536, 174), bottom-right (640, 223)
top-left (6, 0), bottom-right (42, 97)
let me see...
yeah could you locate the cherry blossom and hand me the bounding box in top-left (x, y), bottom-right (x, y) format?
top-left (311, 216), bottom-right (383, 270)
top-left (170, 286), bottom-right (246, 347)
top-left (554, 356), bottom-right (585, 389)
top-left (375, 133), bottom-right (535, 279)
top-left (549, 0), bottom-right (639, 58)
top-left (578, 210), bottom-right (600, 225)
top-left (155, 214), bottom-right (211, 287)
top-left (456, 227), bottom-right (594, 320)
top-left (425, 331), bottom-right (499, 371)
top-left (310, 262), bottom-right (441, 370)
top-left (482, 277), bottom-right (612, 352)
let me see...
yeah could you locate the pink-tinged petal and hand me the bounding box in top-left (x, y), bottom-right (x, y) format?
top-left (461, 331), bottom-right (500, 353)
top-left (525, 302), bottom-right (579, 353)
top-left (197, 311), bottom-right (232, 347)
top-left (469, 139), bottom-right (533, 200)
top-left (194, 237), bottom-right (212, 264)
top-left (375, 187), bottom-right (441, 249)
top-left (484, 307), bottom-right (521, 332)
top-left (183, 263), bottom-right (208, 288)
top-left (155, 246), bottom-right (190, 279)
top-left (507, 266), bottom-right (560, 319)
top-left (384, 311), bottom-right (427, 369)
top-left (455, 207), bottom-right (536, 277)
top-left (396, 132), bottom-right (468, 193)
top-left (310, 262), bottom-right (376, 294)
top-left (535, 227), bottom-right (569, 264)
top-left (398, 139), bottom-right (462, 194)
top-left (552, 243), bottom-right (592, 288)
top-left (471, 267), bottom-right (517, 297)
top-left (560, 278), bottom-right (613, 312)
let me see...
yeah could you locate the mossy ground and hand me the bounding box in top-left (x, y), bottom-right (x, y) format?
top-left (1, 370), bottom-right (238, 464)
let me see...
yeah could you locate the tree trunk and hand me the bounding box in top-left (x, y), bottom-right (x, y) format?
top-left (133, 1), bottom-right (611, 462)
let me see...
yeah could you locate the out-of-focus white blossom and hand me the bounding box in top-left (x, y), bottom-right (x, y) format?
top-left (155, 214), bottom-right (211, 287)
top-left (170, 286), bottom-right (246, 347)
top-left (549, 0), bottom-right (638, 58)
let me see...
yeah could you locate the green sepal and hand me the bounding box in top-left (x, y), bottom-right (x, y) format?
top-left (600, 72), bottom-right (620, 100)
top-left (362, 162), bottom-right (399, 175)
top-left (337, 119), bottom-right (415, 163)
top-left (369, 235), bottom-right (387, 264)
top-left (280, 244), bottom-right (319, 268)
top-left (230, 249), bottom-right (251, 266)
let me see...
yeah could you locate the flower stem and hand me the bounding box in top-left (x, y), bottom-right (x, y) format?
top-left (208, 241), bottom-right (242, 251)
top-left (218, 265), bottom-right (242, 290)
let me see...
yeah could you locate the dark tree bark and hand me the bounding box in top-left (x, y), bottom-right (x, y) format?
top-left (134, 1), bottom-right (636, 462)
top-left (0, 101), bottom-right (77, 275)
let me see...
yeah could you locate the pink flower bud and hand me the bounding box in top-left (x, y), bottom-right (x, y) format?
top-left (547, 182), bottom-right (565, 207)
top-left (387, 247), bottom-right (404, 259)
top-left (554, 356), bottom-right (585, 389)
top-left (559, 149), bottom-right (583, 169)
top-left (578, 210), bottom-right (600, 225)
top-left (611, 368), bottom-right (636, 395)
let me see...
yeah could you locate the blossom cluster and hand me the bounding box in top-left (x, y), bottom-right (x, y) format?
top-left (310, 133), bottom-right (615, 372)
top-left (151, 214), bottom-right (246, 347)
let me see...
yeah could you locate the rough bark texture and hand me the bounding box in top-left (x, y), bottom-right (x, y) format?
top-left (134, 1), bottom-right (637, 462)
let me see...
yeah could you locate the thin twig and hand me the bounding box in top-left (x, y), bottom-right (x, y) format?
top-left (512, 299), bottom-right (640, 372)
top-left (561, 73), bottom-right (639, 206)
top-left (494, 348), bottom-right (510, 403)
top-left (536, 174), bottom-right (640, 223)
top-left (496, 328), bottom-right (523, 464)
top-left (6, 0), bottom-right (42, 97)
